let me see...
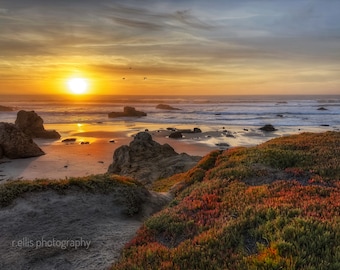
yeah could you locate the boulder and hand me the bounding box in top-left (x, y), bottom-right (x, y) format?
top-left (62, 138), bottom-right (77, 143)
top-left (259, 124), bottom-right (277, 132)
top-left (193, 127), bottom-right (202, 133)
top-left (317, 107), bottom-right (327, 111)
top-left (156, 104), bottom-right (180, 110)
top-left (0, 122), bottom-right (45, 159)
top-left (169, 131), bottom-right (183, 139)
top-left (108, 106), bottom-right (147, 118)
top-left (108, 132), bottom-right (200, 184)
top-left (15, 110), bottom-right (61, 139)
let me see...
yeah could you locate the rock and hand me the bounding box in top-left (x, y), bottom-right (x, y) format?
top-left (175, 128), bottom-right (203, 134)
top-left (108, 106), bottom-right (147, 118)
top-left (259, 124), bottom-right (277, 132)
top-left (108, 132), bottom-right (200, 184)
top-left (62, 138), bottom-right (76, 143)
top-left (15, 110), bottom-right (61, 139)
top-left (0, 122), bottom-right (45, 159)
top-left (177, 129), bottom-right (193, 133)
top-left (109, 139), bottom-right (115, 143)
top-left (156, 104), bottom-right (180, 110)
top-left (169, 131), bottom-right (183, 139)
top-left (0, 105), bottom-right (14, 111)
top-left (222, 130), bottom-right (235, 138)
top-left (215, 143), bottom-right (230, 148)
top-left (317, 107), bottom-right (327, 111)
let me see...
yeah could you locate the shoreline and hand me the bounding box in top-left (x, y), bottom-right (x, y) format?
top-left (0, 122), bottom-right (337, 183)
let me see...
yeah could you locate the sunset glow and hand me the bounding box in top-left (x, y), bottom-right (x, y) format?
top-left (0, 1), bottom-right (340, 95)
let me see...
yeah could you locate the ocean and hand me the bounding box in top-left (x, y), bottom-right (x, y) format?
top-left (1, 95), bottom-right (339, 130)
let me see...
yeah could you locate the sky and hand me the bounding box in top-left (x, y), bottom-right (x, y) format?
top-left (1, 0), bottom-right (340, 96)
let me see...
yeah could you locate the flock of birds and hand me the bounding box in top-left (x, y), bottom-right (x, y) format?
top-left (122, 67), bottom-right (147, 81)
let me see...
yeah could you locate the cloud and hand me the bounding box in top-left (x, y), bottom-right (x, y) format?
top-left (105, 3), bottom-right (214, 32)
top-left (1, 0), bottom-right (340, 94)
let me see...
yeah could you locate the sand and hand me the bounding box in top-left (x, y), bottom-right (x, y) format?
top-left (0, 189), bottom-right (172, 270)
top-left (0, 122), bottom-right (291, 183)
top-left (0, 126), bottom-right (210, 182)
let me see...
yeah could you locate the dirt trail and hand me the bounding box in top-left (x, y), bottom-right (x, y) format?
top-left (0, 189), bottom-right (172, 270)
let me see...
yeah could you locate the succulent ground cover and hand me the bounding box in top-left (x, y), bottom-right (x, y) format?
top-left (113, 131), bottom-right (340, 270)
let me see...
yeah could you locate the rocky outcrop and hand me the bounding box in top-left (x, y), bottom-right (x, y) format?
top-left (108, 132), bottom-right (201, 184)
top-left (0, 105), bottom-right (14, 111)
top-left (317, 107), bottom-right (327, 111)
top-left (108, 106), bottom-right (147, 118)
top-left (156, 104), bottom-right (180, 110)
top-left (0, 122), bottom-right (45, 159)
top-left (259, 124), bottom-right (277, 132)
top-left (15, 110), bottom-right (61, 139)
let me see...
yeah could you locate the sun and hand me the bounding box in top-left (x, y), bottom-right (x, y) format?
top-left (67, 78), bottom-right (88, 94)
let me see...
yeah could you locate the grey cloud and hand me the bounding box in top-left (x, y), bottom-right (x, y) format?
top-left (110, 17), bottom-right (163, 31)
top-left (105, 3), bottom-right (214, 31)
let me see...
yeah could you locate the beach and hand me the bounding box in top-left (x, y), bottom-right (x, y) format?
top-left (1, 95), bottom-right (339, 181)
top-left (0, 123), bottom-right (219, 182)
top-left (0, 120), bottom-right (335, 183)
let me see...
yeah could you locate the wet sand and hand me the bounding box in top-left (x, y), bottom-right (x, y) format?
top-left (0, 122), bottom-right (329, 183)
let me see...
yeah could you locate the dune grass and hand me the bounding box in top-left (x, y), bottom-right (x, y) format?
top-left (0, 174), bottom-right (147, 216)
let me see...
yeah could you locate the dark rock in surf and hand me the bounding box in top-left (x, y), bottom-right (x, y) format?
top-left (62, 138), bottom-right (76, 143)
top-left (193, 127), bottom-right (202, 133)
top-left (177, 129), bottom-right (193, 133)
top-left (108, 132), bottom-right (200, 184)
top-left (15, 110), bottom-right (60, 139)
top-left (156, 104), bottom-right (180, 110)
top-left (259, 124), bottom-right (277, 132)
top-left (317, 107), bottom-right (328, 111)
top-left (215, 143), bottom-right (230, 148)
top-left (0, 122), bottom-right (44, 159)
top-left (169, 131), bottom-right (183, 139)
top-left (108, 106), bottom-right (147, 118)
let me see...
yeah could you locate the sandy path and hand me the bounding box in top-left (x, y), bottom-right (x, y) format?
top-left (0, 189), bottom-right (171, 270)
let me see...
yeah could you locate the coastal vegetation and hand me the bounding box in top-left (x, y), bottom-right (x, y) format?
top-left (0, 174), bottom-right (148, 216)
top-left (113, 131), bottom-right (340, 269)
top-left (0, 131), bottom-right (339, 269)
